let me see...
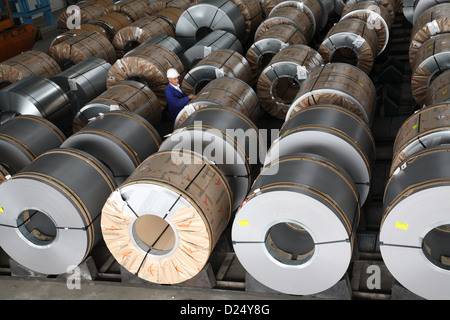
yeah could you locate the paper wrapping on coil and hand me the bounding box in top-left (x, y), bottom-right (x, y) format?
top-left (318, 19), bottom-right (378, 74)
top-left (106, 0), bottom-right (148, 22)
top-left (409, 3), bottom-right (450, 68)
top-left (0, 165), bottom-right (9, 184)
top-left (73, 80), bottom-right (162, 132)
top-left (181, 49), bottom-right (252, 95)
top-left (340, 1), bottom-right (392, 55)
top-left (107, 43), bottom-right (184, 109)
top-left (391, 103), bottom-right (450, 174)
top-left (427, 70), bottom-right (450, 105)
top-left (101, 150), bottom-right (232, 284)
top-left (256, 45), bottom-right (323, 119)
top-left (411, 34), bottom-right (450, 106)
top-left (0, 51), bottom-right (61, 86)
top-left (343, 0), bottom-right (396, 21)
top-left (91, 12), bottom-right (132, 41)
top-left (57, 1), bottom-right (108, 32)
top-left (228, 0), bottom-right (262, 42)
top-left (49, 31), bottom-right (117, 66)
top-left (286, 63), bottom-right (376, 124)
top-left (112, 15), bottom-right (175, 57)
top-left (146, 0), bottom-right (194, 15)
top-left (175, 77), bottom-right (259, 127)
top-left (155, 7), bottom-right (183, 29)
top-left (255, 6), bottom-right (313, 42)
top-left (260, 0), bottom-right (282, 17)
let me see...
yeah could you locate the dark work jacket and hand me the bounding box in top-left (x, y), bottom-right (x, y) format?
top-left (165, 84), bottom-right (190, 121)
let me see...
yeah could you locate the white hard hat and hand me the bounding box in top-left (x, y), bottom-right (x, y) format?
top-left (167, 68), bottom-right (180, 78)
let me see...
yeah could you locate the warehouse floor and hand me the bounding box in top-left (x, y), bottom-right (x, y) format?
top-left (0, 4), bottom-right (430, 302)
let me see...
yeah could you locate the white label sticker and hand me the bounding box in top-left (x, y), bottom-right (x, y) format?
top-left (297, 65), bottom-right (308, 80)
top-left (185, 104), bottom-right (196, 115)
top-left (116, 60), bottom-right (124, 69)
top-left (352, 35), bottom-right (366, 48)
top-left (135, 27), bottom-right (142, 38)
top-left (215, 68), bottom-right (225, 78)
top-left (427, 20), bottom-right (440, 36)
top-left (109, 104), bottom-right (120, 111)
top-left (296, 2), bottom-right (304, 10)
top-left (204, 46), bottom-right (212, 57)
top-left (68, 79), bottom-right (78, 91)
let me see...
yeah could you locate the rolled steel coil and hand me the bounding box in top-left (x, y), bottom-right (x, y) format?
top-left (161, 105), bottom-right (262, 211)
top-left (427, 70), bottom-right (450, 105)
top-left (340, 1), bottom-right (392, 56)
top-left (342, 0), bottom-right (396, 22)
top-left (411, 33), bottom-right (450, 107)
top-left (228, 0), bottom-right (263, 43)
top-left (101, 149), bottom-right (232, 284)
top-left (57, 1), bottom-right (108, 33)
top-left (107, 43), bottom-right (185, 108)
top-left (124, 34), bottom-right (183, 57)
top-left (174, 77), bottom-right (260, 129)
top-left (402, 0), bottom-right (417, 23)
top-left (93, 0), bottom-right (114, 7)
top-left (390, 103), bottom-right (450, 175)
top-left (154, 7), bottom-right (184, 30)
top-left (48, 31), bottom-right (117, 70)
top-left (381, 146), bottom-right (450, 300)
top-left (50, 24), bottom-right (110, 48)
top-left (286, 63), bottom-right (376, 125)
top-left (265, 104), bottom-right (375, 204)
top-left (175, 0), bottom-right (246, 49)
top-left (51, 57), bottom-right (111, 112)
top-left (180, 49), bottom-right (252, 95)
top-left (90, 12), bottom-right (132, 41)
top-left (182, 30), bottom-right (244, 70)
top-left (318, 18), bottom-right (378, 74)
top-left (254, 5), bottom-right (314, 43)
top-left (412, 0), bottom-right (450, 24)
top-left (72, 80), bottom-right (161, 132)
top-left (246, 24), bottom-right (307, 84)
top-left (232, 153), bottom-right (360, 295)
top-left (0, 76), bottom-right (73, 132)
top-left (317, 0), bottom-right (336, 26)
top-left (0, 51), bottom-right (61, 89)
top-left (0, 115), bottom-right (65, 182)
top-left (112, 15), bottom-right (175, 57)
top-left (146, 0), bottom-right (195, 15)
top-left (106, 0), bottom-right (148, 22)
top-left (256, 44), bottom-right (323, 119)
top-left (62, 111), bottom-right (161, 185)
top-left (409, 3), bottom-right (450, 68)
top-left (0, 148), bottom-right (116, 275)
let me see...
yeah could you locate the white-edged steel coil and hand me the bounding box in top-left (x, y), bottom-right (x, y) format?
top-left (106, 0), bottom-right (148, 22)
top-left (427, 70), bottom-right (450, 105)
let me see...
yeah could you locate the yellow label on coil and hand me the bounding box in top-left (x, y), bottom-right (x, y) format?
top-left (395, 221), bottom-right (408, 230)
top-left (359, 82), bottom-right (364, 87)
top-left (443, 89), bottom-right (448, 96)
top-left (413, 123), bottom-right (418, 130)
top-left (0, 207), bottom-right (3, 213)
top-left (239, 220), bottom-right (249, 226)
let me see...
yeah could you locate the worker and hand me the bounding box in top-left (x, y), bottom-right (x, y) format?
top-left (165, 68), bottom-right (196, 121)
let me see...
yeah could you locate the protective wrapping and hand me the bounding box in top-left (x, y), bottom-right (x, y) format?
top-left (246, 24), bottom-right (307, 84)
top-left (228, 0), bottom-right (263, 42)
top-left (73, 80), bottom-right (162, 132)
top-left (286, 63), bottom-right (376, 125)
top-left (256, 44), bottom-right (323, 119)
top-left (318, 18), bottom-right (379, 74)
top-left (107, 43), bottom-right (185, 108)
top-left (146, 0), bottom-right (195, 15)
top-left (49, 31), bottom-right (117, 68)
top-left (342, 0), bottom-right (396, 21)
top-left (174, 77), bottom-right (260, 128)
top-left (411, 33), bottom-right (450, 106)
top-left (427, 69), bottom-right (450, 105)
top-left (340, 1), bottom-right (392, 55)
top-left (181, 49), bottom-right (252, 95)
top-left (57, 1), bottom-right (108, 33)
top-left (0, 51), bottom-right (61, 88)
top-left (155, 7), bottom-right (183, 30)
top-left (90, 12), bottom-right (132, 41)
top-left (409, 3), bottom-right (450, 68)
top-left (50, 24), bottom-right (110, 48)
top-left (106, 0), bottom-right (148, 22)
top-left (101, 150), bottom-right (232, 284)
top-left (112, 15), bottom-right (175, 57)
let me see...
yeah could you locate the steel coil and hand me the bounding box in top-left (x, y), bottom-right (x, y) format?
top-left (174, 77), bottom-right (260, 129)
top-left (411, 33), bottom-right (450, 106)
top-left (265, 104), bottom-right (375, 204)
top-left (62, 111), bottom-right (161, 185)
top-left (381, 146), bottom-right (450, 300)
top-left (228, 0), bottom-right (263, 42)
top-left (0, 76), bottom-right (74, 132)
top-left (106, 0), bottom-right (148, 22)
top-left (124, 34), bottom-right (184, 57)
top-left (412, 0), bottom-right (450, 24)
top-left (340, 1), bottom-right (392, 55)
top-left (0, 115), bottom-right (65, 182)
top-left (73, 80), bottom-right (161, 132)
top-left (107, 43), bottom-right (185, 108)
top-left (0, 51), bottom-right (61, 89)
top-left (232, 153), bottom-right (360, 295)
top-left (101, 149), bottom-right (232, 284)
top-left (342, 0), bottom-right (396, 22)
top-left (175, 0), bottom-right (246, 49)
top-left (286, 63), bottom-right (376, 125)
top-left (182, 30), bottom-right (243, 70)
top-left (48, 31), bottom-right (117, 70)
top-left (155, 7), bottom-right (183, 30)
top-left (57, 1), bottom-right (108, 33)
top-left (146, 0), bottom-right (195, 15)
top-left (90, 12), bottom-right (132, 41)
top-left (427, 70), bottom-right (450, 105)
top-left (0, 148), bottom-right (116, 275)
top-left (318, 18), bottom-right (379, 74)
top-left (409, 3), bottom-right (450, 68)
top-left (50, 24), bottom-right (110, 49)
top-left (51, 57), bottom-right (111, 112)
top-left (180, 49), bottom-right (252, 95)
top-left (256, 44), bottom-right (323, 119)
top-left (112, 15), bottom-right (175, 57)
